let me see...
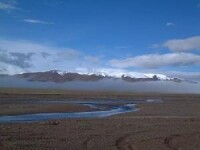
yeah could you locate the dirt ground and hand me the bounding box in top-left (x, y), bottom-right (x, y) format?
top-left (0, 88), bottom-right (200, 150)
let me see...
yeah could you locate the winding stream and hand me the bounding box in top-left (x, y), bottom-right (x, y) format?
top-left (0, 100), bottom-right (138, 123)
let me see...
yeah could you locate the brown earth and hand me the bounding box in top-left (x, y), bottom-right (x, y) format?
top-left (0, 88), bottom-right (200, 150)
top-left (0, 103), bottom-right (93, 116)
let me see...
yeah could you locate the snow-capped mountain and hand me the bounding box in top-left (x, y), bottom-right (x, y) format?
top-left (56, 68), bottom-right (172, 80)
top-left (12, 69), bottom-right (181, 83)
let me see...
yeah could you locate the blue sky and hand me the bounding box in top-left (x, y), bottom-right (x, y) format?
top-left (0, 0), bottom-right (200, 76)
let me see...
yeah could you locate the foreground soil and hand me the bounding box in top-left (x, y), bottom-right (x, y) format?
top-left (0, 103), bottom-right (92, 116)
top-left (0, 88), bottom-right (200, 150)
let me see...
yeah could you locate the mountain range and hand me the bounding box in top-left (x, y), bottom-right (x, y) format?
top-left (6, 70), bottom-right (182, 83)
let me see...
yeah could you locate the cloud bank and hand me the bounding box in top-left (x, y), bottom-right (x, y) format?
top-left (0, 76), bottom-right (200, 94)
top-left (163, 36), bottom-right (200, 52)
top-left (0, 37), bottom-right (199, 80)
top-left (110, 53), bottom-right (200, 68)
top-left (0, 39), bottom-right (100, 74)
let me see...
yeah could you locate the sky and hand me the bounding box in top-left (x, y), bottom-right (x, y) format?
top-left (0, 0), bottom-right (200, 78)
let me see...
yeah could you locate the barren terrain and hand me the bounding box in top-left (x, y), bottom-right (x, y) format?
top-left (0, 88), bottom-right (199, 150)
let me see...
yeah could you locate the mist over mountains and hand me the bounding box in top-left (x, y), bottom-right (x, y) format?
top-left (0, 70), bottom-right (199, 94)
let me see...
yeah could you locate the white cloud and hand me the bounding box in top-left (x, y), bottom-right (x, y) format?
top-left (0, 0), bottom-right (18, 12)
top-left (109, 53), bottom-right (200, 68)
top-left (23, 19), bottom-right (54, 25)
top-left (0, 2), bottom-right (15, 10)
top-left (0, 62), bottom-right (25, 75)
top-left (163, 36), bottom-right (200, 52)
top-left (166, 22), bottom-right (174, 26)
top-left (0, 39), bottom-right (99, 74)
